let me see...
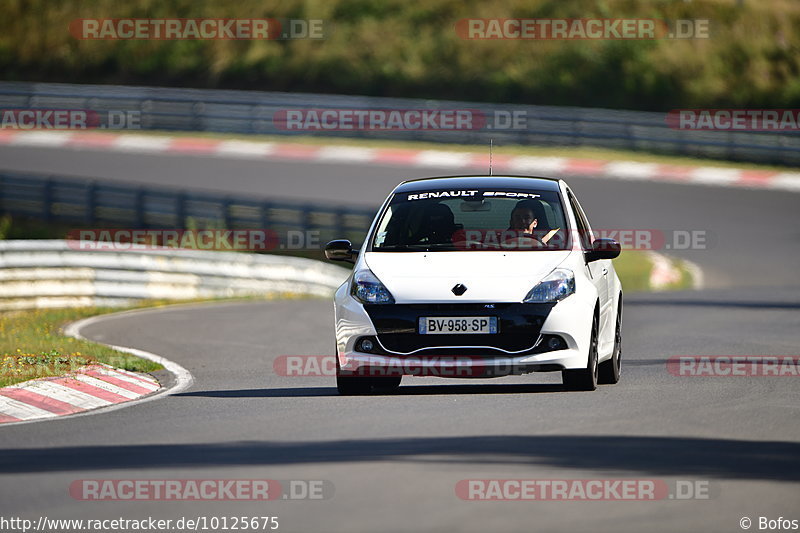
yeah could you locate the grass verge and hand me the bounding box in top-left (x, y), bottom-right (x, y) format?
top-left (0, 306), bottom-right (163, 388)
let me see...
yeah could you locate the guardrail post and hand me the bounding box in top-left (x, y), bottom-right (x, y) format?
top-left (627, 124), bottom-right (635, 151)
top-left (176, 192), bottom-right (187, 228)
top-left (86, 181), bottom-right (97, 225)
top-left (223, 197), bottom-right (233, 229)
top-left (192, 102), bottom-right (205, 132)
top-left (135, 188), bottom-right (145, 228)
top-left (260, 202), bottom-right (271, 232)
top-left (300, 207), bottom-right (313, 235)
top-left (43, 177), bottom-right (54, 223)
top-left (333, 208), bottom-right (345, 239)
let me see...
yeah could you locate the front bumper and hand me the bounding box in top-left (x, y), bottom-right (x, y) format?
top-left (334, 287), bottom-right (593, 376)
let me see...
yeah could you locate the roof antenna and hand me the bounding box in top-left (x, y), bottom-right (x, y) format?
top-left (489, 138), bottom-right (493, 176)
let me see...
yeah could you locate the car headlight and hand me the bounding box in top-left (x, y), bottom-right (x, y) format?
top-left (351, 267), bottom-right (395, 304)
top-left (524, 268), bottom-right (575, 303)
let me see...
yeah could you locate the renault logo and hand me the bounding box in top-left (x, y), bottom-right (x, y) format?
top-left (451, 283), bottom-right (467, 296)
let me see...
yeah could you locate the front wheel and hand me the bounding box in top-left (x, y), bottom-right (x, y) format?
top-left (336, 356), bottom-right (401, 395)
top-left (598, 297), bottom-right (622, 385)
top-left (562, 314), bottom-right (599, 391)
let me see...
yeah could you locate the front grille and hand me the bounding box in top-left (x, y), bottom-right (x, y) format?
top-left (363, 303), bottom-right (555, 354)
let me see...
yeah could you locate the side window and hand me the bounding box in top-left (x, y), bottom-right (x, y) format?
top-left (567, 191), bottom-right (593, 250)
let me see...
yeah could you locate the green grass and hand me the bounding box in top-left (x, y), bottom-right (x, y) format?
top-left (0, 306), bottom-right (163, 387)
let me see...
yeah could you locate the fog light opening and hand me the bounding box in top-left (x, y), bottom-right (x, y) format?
top-left (547, 336), bottom-right (566, 350)
top-left (358, 338), bottom-right (375, 352)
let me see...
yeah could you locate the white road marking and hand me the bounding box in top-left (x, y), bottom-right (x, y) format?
top-left (112, 135), bottom-right (172, 152)
top-left (604, 161), bottom-right (660, 180)
top-left (689, 167), bottom-right (742, 186)
top-left (415, 150), bottom-right (473, 168)
top-left (215, 140), bottom-right (276, 158)
top-left (769, 172), bottom-right (800, 192)
top-left (316, 146), bottom-right (376, 162)
top-left (9, 131), bottom-right (73, 147)
top-left (507, 156), bottom-right (568, 174)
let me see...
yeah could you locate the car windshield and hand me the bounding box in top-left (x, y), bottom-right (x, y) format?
top-left (371, 188), bottom-right (569, 251)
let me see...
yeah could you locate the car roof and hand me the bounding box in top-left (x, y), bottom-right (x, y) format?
top-left (393, 175), bottom-right (563, 194)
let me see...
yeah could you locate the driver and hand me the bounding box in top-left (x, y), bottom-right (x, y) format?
top-left (508, 200), bottom-right (546, 236)
top-left (504, 199), bottom-right (562, 248)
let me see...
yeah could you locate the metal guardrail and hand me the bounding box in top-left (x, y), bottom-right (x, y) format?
top-left (0, 171), bottom-right (376, 248)
top-left (0, 240), bottom-right (350, 310)
top-left (0, 82), bottom-right (798, 166)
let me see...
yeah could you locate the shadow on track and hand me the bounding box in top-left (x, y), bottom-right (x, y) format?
top-left (626, 299), bottom-right (800, 310)
top-left (173, 383), bottom-right (566, 398)
top-left (1, 436), bottom-right (798, 481)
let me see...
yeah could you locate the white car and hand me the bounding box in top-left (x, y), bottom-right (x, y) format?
top-left (325, 175), bottom-right (622, 394)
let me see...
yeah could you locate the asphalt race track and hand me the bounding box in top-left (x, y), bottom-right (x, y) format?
top-left (0, 144), bottom-right (798, 533)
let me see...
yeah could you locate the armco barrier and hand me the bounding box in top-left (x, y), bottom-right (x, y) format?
top-left (0, 240), bottom-right (350, 310)
top-left (0, 81), bottom-right (798, 165)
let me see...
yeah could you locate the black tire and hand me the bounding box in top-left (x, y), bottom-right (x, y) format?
top-left (336, 356), bottom-right (401, 395)
top-left (562, 314), bottom-right (599, 391)
top-left (370, 376), bottom-right (403, 392)
top-left (599, 297), bottom-right (622, 385)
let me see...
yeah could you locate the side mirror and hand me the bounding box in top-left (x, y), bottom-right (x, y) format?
top-left (325, 240), bottom-right (358, 264)
top-left (585, 238), bottom-right (621, 262)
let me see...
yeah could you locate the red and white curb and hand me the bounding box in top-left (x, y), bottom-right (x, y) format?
top-left (0, 363), bottom-right (159, 424)
top-left (0, 307), bottom-right (194, 427)
top-left (2, 130), bottom-right (799, 193)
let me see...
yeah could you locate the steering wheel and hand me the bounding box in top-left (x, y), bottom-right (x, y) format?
top-left (501, 232), bottom-right (544, 249)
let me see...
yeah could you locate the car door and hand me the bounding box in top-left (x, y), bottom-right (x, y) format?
top-left (567, 189), bottom-right (612, 346)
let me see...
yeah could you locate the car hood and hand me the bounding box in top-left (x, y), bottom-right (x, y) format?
top-left (364, 250), bottom-right (572, 303)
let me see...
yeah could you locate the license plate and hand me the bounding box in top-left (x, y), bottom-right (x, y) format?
top-left (419, 316), bottom-right (497, 334)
